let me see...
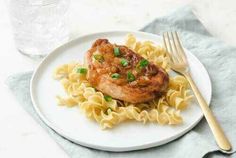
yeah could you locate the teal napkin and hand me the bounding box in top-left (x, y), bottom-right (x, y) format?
top-left (6, 6), bottom-right (236, 158)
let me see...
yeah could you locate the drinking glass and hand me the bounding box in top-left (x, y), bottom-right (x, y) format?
top-left (8, 0), bottom-right (70, 58)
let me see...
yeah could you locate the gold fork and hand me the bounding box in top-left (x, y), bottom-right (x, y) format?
top-left (163, 31), bottom-right (231, 151)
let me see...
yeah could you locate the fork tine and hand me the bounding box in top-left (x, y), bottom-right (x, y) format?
top-left (166, 32), bottom-right (177, 63)
top-left (163, 32), bottom-right (178, 63)
top-left (171, 32), bottom-right (184, 63)
top-left (162, 33), bottom-right (168, 51)
top-left (162, 33), bottom-right (173, 62)
top-left (173, 32), bottom-right (187, 64)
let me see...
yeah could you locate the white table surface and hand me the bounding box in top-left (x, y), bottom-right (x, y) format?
top-left (0, 0), bottom-right (235, 157)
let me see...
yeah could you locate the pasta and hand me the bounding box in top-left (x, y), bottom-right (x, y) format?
top-left (53, 34), bottom-right (193, 129)
top-left (125, 34), bottom-right (170, 71)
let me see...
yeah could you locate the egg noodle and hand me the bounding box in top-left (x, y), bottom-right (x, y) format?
top-left (53, 34), bottom-right (193, 129)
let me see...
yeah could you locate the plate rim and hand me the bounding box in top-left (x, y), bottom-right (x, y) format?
top-left (30, 30), bottom-right (212, 152)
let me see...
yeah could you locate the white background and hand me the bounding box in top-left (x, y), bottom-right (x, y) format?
top-left (0, 0), bottom-right (235, 157)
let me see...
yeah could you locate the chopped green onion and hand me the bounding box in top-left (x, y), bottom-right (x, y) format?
top-left (104, 95), bottom-right (112, 102)
top-left (93, 54), bottom-right (104, 63)
top-left (127, 71), bottom-right (135, 82)
top-left (139, 59), bottom-right (149, 68)
top-left (76, 68), bottom-right (87, 74)
top-left (120, 58), bottom-right (128, 67)
top-left (111, 73), bottom-right (120, 79)
top-left (114, 47), bottom-right (120, 56)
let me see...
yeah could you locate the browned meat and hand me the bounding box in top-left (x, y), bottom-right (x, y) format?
top-left (86, 39), bottom-right (169, 103)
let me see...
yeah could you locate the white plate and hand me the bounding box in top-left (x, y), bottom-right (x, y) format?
top-left (30, 31), bottom-right (212, 152)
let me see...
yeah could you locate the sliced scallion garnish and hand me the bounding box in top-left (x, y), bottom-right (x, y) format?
top-left (76, 68), bottom-right (87, 74)
top-left (114, 47), bottom-right (120, 57)
top-left (120, 58), bottom-right (128, 67)
top-left (127, 71), bottom-right (135, 82)
top-left (139, 59), bottom-right (149, 68)
top-left (104, 95), bottom-right (112, 102)
top-left (111, 73), bottom-right (120, 79)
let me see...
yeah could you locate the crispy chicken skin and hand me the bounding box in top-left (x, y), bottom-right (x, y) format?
top-left (86, 39), bottom-right (169, 103)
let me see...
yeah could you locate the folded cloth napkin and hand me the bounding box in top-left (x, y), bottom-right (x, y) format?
top-left (6, 6), bottom-right (236, 158)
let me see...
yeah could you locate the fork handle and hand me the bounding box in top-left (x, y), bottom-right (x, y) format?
top-left (184, 72), bottom-right (231, 151)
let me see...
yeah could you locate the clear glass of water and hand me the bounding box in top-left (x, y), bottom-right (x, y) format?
top-left (8, 0), bottom-right (70, 58)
